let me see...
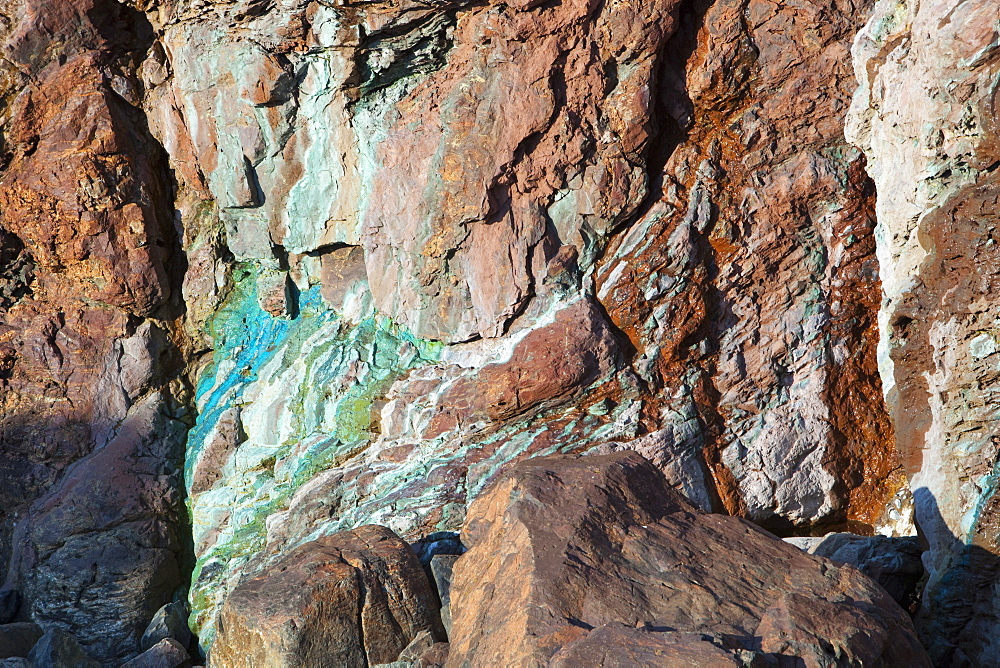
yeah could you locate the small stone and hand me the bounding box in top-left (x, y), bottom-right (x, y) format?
top-left (27, 628), bottom-right (99, 668)
top-left (141, 601), bottom-right (191, 652)
top-left (121, 638), bottom-right (189, 668)
top-left (0, 622), bottom-right (42, 659)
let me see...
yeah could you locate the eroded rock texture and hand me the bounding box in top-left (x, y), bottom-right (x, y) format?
top-left (211, 525), bottom-right (444, 667)
top-left (6, 0), bottom-right (988, 661)
top-left (847, 0), bottom-right (1000, 663)
top-left (0, 0), bottom-right (189, 663)
top-left (128, 0), bottom-right (912, 647)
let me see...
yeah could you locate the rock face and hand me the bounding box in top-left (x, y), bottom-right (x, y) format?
top-left (447, 451), bottom-right (929, 666)
top-left (0, 0), bottom-right (189, 663)
top-left (846, 0), bottom-right (1000, 663)
top-left (150, 0), bottom-right (908, 645)
top-left (211, 525), bottom-right (444, 667)
top-left (0, 0), bottom-right (994, 662)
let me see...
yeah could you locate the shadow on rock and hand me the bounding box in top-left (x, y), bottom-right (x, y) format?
top-left (912, 487), bottom-right (1000, 666)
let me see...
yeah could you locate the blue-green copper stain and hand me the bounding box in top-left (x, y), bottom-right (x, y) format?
top-left (185, 261), bottom-right (446, 646)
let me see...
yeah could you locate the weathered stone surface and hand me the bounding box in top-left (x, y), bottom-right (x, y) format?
top-left (596, 0), bottom-right (902, 531)
top-left (548, 625), bottom-right (761, 667)
top-left (141, 601), bottom-right (192, 652)
top-left (3, 392), bottom-right (188, 664)
top-left (1, 0), bottom-right (972, 663)
top-left (0, 0), bottom-right (189, 662)
top-left (846, 0), bottom-right (1000, 663)
top-left (121, 638), bottom-right (189, 668)
top-left (447, 452), bottom-right (928, 666)
top-left (27, 628), bottom-right (99, 668)
top-left (147, 0), bottom-right (685, 344)
top-left (146, 0), bottom-right (912, 646)
top-left (0, 622), bottom-right (41, 659)
top-left (211, 525), bottom-right (444, 668)
top-left (429, 555), bottom-right (459, 636)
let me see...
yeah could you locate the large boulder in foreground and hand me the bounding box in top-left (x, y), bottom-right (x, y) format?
top-left (211, 525), bottom-right (444, 667)
top-left (447, 452), bottom-right (929, 667)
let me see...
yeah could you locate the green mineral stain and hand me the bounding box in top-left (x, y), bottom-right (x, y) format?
top-left (186, 260), bottom-right (441, 649)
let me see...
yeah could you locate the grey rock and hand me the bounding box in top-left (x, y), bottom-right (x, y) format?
top-left (9, 393), bottom-right (188, 665)
top-left (121, 638), bottom-right (189, 668)
top-left (429, 555), bottom-right (459, 637)
top-left (27, 629), bottom-right (99, 668)
top-left (0, 623), bottom-right (42, 660)
top-left (783, 536), bottom-right (824, 552)
top-left (0, 592), bottom-right (18, 625)
top-left (808, 533), bottom-right (924, 609)
top-left (411, 532), bottom-right (464, 567)
top-left (0, 658), bottom-right (32, 667)
top-left (140, 602), bottom-right (191, 652)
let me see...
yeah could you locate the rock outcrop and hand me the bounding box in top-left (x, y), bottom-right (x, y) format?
top-left (0, 0), bottom-right (189, 662)
top-left (446, 451), bottom-right (929, 666)
top-left (0, 0), bottom-right (995, 661)
top-left (144, 0), bottom-right (908, 644)
top-left (847, 0), bottom-right (1000, 662)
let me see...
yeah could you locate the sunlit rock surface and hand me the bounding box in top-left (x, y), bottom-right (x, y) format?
top-left (137, 0), bottom-right (911, 646)
top-left (4, 0), bottom-right (994, 662)
top-left (0, 0), bottom-right (188, 662)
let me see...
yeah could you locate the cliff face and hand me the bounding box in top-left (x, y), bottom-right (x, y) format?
top-left (0, 0), bottom-right (189, 662)
top-left (848, 0), bottom-right (1000, 663)
top-left (0, 0), bottom-right (995, 663)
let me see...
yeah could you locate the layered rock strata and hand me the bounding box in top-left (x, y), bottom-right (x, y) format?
top-left (120, 0), bottom-right (907, 645)
top-left (5, 0), bottom-right (980, 661)
top-left (847, 0), bottom-right (1000, 663)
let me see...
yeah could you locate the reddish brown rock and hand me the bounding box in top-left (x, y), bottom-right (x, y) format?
top-left (424, 298), bottom-right (622, 437)
top-left (0, 0), bottom-right (188, 663)
top-left (211, 525), bottom-right (444, 668)
top-left (595, 0), bottom-right (900, 530)
top-left (446, 452), bottom-right (929, 667)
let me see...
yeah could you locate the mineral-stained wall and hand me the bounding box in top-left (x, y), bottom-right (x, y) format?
top-left (847, 0), bottom-right (1000, 663)
top-left (0, 0), bottom-right (994, 663)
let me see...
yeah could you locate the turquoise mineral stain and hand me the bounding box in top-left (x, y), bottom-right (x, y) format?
top-left (185, 261), bottom-right (442, 646)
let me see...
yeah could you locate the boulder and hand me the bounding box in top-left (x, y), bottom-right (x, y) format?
top-left (0, 623), bottom-right (42, 659)
top-left (211, 525), bottom-right (445, 667)
top-left (141, 601), bottom-right (191, 652)
top-left (121, 638), bottom-right (189, 668)
top-left (446, 452), bottom-right (930, 666)
top-left (27, 628), bottom-right (99, 668)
